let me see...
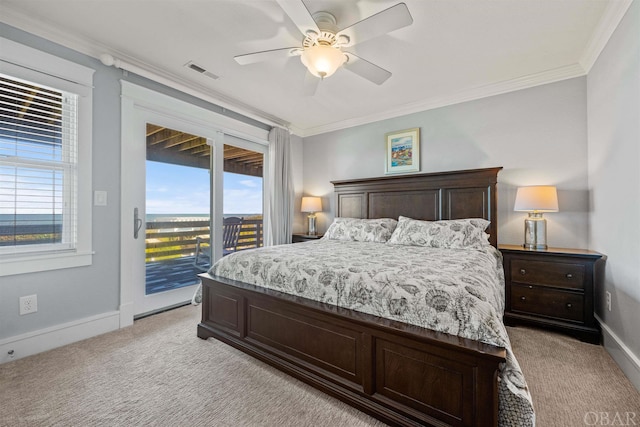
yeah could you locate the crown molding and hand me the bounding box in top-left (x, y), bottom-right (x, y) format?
top-left (99, 53), bottom-right (288, 128)
top-left (0, 7), bottom-right (288, 129)
top-left (296, 63), bottom-right (587, 137)
top-left (579, 0), bottom-right (633, 73)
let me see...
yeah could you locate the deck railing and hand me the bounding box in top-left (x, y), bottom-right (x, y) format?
top-left (145, 217), bottom-right (263, 262)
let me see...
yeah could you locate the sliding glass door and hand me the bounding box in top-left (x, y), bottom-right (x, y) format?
top-left (144, 123), bottom-right (211, 297)
top-left (120, 82), bottom-right (269, 322)
top-left (121, 113), bottom-right (268, 317)
top-left (142, 130), bottom-right (266, 307)
top-left (220, 143), bottom-right (264, 259)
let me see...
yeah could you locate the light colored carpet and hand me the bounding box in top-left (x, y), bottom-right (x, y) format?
top-left (0, 305), bottom-right (638, 426)
top-left (0, 305), bottom-right (385, 427)
top-left (507, 325), bottom-right (640, 426)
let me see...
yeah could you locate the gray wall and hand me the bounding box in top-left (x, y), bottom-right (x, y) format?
top-left (0, 23), bottom-right (266, 342)
top-left (587, 1), bottom-right (640, 367)
top-left (301, 77), bottom-right (590, 251)
top-left (0, 25), bottom-right (122, 341)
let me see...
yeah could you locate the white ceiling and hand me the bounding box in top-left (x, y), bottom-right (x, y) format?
top-left (0, 0), bottom-right (630, 136)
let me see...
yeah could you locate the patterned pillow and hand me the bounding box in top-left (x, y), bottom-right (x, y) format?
top-left (324, 217), bottom-right (398, 243)
top-left (387, 216), bottom-right (490, 249)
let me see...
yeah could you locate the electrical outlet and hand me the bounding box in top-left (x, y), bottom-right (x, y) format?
top-left (606, 291), bottom-right (612, 312)
top-left (19, 294), bottom-right (37, 315)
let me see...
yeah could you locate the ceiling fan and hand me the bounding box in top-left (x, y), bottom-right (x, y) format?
top-left (234, 0), bottom-right (413, 94)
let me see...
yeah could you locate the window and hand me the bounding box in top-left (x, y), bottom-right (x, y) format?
top-left (0, 37), bottom-right (94, 276)
top-left (0, 75), bottom-right (78, 253)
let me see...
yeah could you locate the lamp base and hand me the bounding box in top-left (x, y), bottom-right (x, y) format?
top-left (523, 213), bottom-right (547, 250)
top-left (307, 214), bottom-right (317, 236)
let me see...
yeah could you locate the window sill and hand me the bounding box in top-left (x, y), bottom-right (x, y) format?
top-left (0, 251), bottom-right (94, 277)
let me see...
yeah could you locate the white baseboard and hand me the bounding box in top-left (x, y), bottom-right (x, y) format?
top-left (119, 301), bottom-right (134, 328)
top-left (596, 315), bottom-right (640, 392)
top-left (0, 311), bottom-right (120, 364)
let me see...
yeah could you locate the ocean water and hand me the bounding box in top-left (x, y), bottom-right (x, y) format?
top-left (1, 214), bottom-right (262, 248)
top-left (0, 213), bottom-right (261, 230)
top-left (146, 213), bottom-right (209, 222)
top-left (0, 214), bottom-right (62, 226)
top-left (146, 213), bottom-right (260, 222)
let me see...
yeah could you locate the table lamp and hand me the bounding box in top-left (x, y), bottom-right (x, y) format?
top-left (301, 196), bottom-right (322, 236)
top-left (514, 186), bottom-right (559, 250)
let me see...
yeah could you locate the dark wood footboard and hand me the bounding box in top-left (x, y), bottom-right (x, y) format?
top-left (198, 274), bottom-right (506, 427)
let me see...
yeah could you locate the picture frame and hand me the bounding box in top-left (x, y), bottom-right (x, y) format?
top-left (385, 127), bottom-right (420, 174)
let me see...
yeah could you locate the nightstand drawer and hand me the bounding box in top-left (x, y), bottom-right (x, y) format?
top-left (511, 284), bottom-right (584, 322)
top-left (510, 259), bottom-right (585, 290)
top-left (500, 245), bottom-right (605, 343)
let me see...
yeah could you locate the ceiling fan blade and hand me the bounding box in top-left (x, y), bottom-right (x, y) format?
top-left (302, 71), bottom-right (319, 96)
top-left (275, 0), bottom-right (320, 37)
top-left (234, 47), bottom-right (300, 65)
top-left (343, 52), bottom-right (392, 85)
top-left (337, 3), bottom-right (413, 47)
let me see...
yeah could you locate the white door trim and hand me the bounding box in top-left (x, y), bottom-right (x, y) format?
top-left (119, 82), bottom-right (269, 326)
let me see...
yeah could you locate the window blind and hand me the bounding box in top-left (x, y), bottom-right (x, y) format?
top-left (0, 73), bottom-right (78, 252)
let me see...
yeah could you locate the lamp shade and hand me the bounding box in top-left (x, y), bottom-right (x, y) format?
top-left (514, 186), bottom-right (559, 212)
top-left (301, 196), bottom-right (322, 213)
top-left (300, 45), bottom-right (346, 79)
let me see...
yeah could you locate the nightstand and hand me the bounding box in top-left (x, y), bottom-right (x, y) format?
top-left (499, 245), bottom-right (606, 344)
top-left (292, 234), bottom-right (323, 243)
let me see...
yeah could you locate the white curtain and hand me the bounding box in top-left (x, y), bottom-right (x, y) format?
top-left (265, 127), bottom-right (294, 246)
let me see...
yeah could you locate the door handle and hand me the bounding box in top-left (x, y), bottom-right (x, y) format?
top-left (134, 207), bottom-right (143, 239)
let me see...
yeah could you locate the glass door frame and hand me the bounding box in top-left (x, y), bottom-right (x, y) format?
top-left (210, 134), bottom-right (267, 264)
top-left (119, 82), bottom-right (269, 325)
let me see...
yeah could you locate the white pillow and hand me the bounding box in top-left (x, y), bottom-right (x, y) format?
top-left (324, 217), bottom-right (398, 243)
top-left (387, 216), bottom-right (490, 249)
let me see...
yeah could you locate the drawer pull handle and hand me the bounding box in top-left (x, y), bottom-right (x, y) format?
top-left (520, 296), bottom-right (526, 302)
top-left (566, 303), bottom-right (572, 309)
top-left (520, 269), bottom-right (526, 275)
top-left (566, 273), bottom-right (573, 279)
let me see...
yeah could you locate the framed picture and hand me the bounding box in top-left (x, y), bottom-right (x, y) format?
top-left (385, 127), bottom-right (420, 174)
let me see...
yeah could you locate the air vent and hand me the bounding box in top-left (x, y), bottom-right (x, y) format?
top-left (184, 61), bottom-right (219, 80)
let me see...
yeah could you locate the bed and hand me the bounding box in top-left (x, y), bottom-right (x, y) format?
top-left (197, 167), bottom-right (534, 426)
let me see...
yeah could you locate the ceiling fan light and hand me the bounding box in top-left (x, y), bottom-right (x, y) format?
top-left (300, 45), bottom-right (346, 79)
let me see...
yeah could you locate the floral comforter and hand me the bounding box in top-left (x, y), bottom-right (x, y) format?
top-left (207, 239), bottom-right (535, 426)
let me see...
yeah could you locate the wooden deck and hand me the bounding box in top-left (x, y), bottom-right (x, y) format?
top-left (145, 255), bottom-right (202, 295)
top-left (146, 218), bottom-right (263, 262)
top-left (144, 217), bottom-right (263, 295)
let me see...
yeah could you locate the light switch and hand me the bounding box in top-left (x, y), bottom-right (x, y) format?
top-left (94, 190), bottom-right (107, 206)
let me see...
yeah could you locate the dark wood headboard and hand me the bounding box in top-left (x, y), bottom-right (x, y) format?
top-left (331, 167), bottom-right (502, 247)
